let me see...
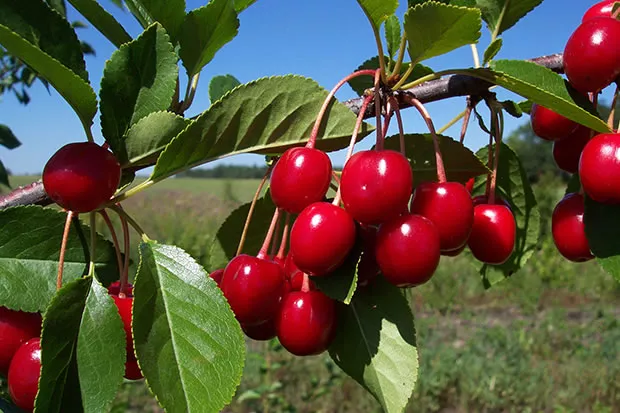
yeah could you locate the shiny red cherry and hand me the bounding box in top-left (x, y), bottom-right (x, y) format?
top-left (220, 254), bottom-right (286, 326)
top-left (465, 178), bottom-right (475, 193)
top-left (468, 203), bottom-right (516, 265)
top-left (209, 268), bottom-right (224, 285)
top-left (410, 182), bottom-right (474, 252)
top-left (124, 357), bottom-right (143, 380)
top-left (530, 103), bottom-right (579, 141)
top-left (0, 308), bottom-right (41, 375)
top-left (564, 17), bottom-right (620, 93)
top-left (339, 149), bottom-right (413, 225)
top-left (270, 147), bottom-right (332, 214)
top-left (8, 338), bottom-right (41, 412)
top-left (375, 213), bottom-right (441, 287)
top-left (289, 202), bottom-right (356, 276)
top-left (552, 125), bottom-right (591, 173)
top-left (109, 284), bottom-right (135, 359)
top-left (276, 291), bottom-right (338, 356)
top-left (42, 142), bottom-right (121, 213)
top-left (583, 0), bottom-right (616, 22)
top-left (579, 133), bottom-right (620, 203)
top-left (241, 318), bottom-right (277, 341)
top-left (552, 193), bottom-right (593, 262)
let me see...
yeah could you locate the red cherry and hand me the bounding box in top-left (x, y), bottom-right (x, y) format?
top-left (124, 357), bottom-right (143, 380)
top-left (552, 193), bottom-right (594, 262)
top-left (583, 0), bottom-right (615, 22)
top-left (467, 203), bottom-right (516, 265)
top-left (552, 125), bottom-right (592, 173)
top-left (579, 133), bottom-right (620, 203)
top-left (42, 142), bottom-right (121, 213)
top-left (0, 308), bottom-right (41, 375)
top-left (289, 202), bottom-right (356, 276)
top-left (8, 338), bottom-right (41, 412)
top-left (375, 213), bottom-right (441, 287)
top-left (241, 318), bottom-right (277, 341)
top-left (209, 268), bottom-right (224, 285)
top-left (220, 254), bottom-right (286, 326)
top-left (563, 17), bottom-right (620, 93)
top-left (340, 150), bottom-right (413, 225)
top-left (530, 104), bottom-right (579, 141)
top-left (276, 291), bottom-right (338, 356)
top-left (410, 182), bottom-right (474, 252)
top-left (465, 178), bottom-right (475, 193)
top-left (283, 253), bottom-right (315, 291)
top-left (270, 147), bottom-right (332, 214)
top-left (109, 286), bottom-right (135, 359)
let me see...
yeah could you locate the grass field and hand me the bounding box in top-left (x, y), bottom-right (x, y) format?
top-left (4, 175), bottom-right (620, 412)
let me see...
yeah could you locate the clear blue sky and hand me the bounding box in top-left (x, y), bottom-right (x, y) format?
top-left (0, 0), bottom-right (604, 175)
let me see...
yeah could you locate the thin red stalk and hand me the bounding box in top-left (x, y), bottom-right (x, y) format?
top-left (373, 69), bottom-right (384, 151)
top-left (381, 101), bottom-right (394, 139)
top-left (488, 111), bottom-right (502, 205)
top-left (269, 212), bottom-right (282, 258)
top-left (113, 204), bottom-right (131, 297)
top-left (390, 96), bottom-right (406, 156)
top-left (276, 213), bottom-right (291, 260)
top-left (257, 208), bottom-right (281, 260)
top-left (99, 210), bottom-right (123, 278)
top-left (485, 132), bottom-right (493, 198)
top-left (307, 69), bottom-right (377, 148)
top-left (406, 96), bottom-right (447, 182)
top-left (460, 105), bottom-right (473, 144)
top-left (331, 170), bottom-right (341, 185)
top-left (236, 165), bottom-right (272, 256)
top-left (56, 211), bottom-right (75, 290)
top-left (301, 273), bottom-right (311, 293)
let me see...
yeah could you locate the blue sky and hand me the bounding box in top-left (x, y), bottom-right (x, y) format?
top-left (0, 0), bottom-right (604, 175)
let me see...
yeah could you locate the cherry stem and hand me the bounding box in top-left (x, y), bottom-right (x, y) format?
top-left (390, 96), bottom-right (407, 157)
top-left (405, 95), bottom-right (447, 183)
top-left (488, 110), bottom-right (503, 205)
top-left (373, 70), bottom-right (384, 151)
top-left (301, 273), bottom-right (311, 293)
top-left (607, 84), bottom-right (619, 131)
top-left (276, 213), bottom-right (291, 261)
top-left (257, 208), bottom-right (281, 260)
top-left (98, 210), bottom-right (123, 278)
top-left (381, 100), bottom-right (394, 139)
top-left (485, 132), bottom-right (494, 198)
top-left (460, 104), bottom-right (473, 144)
top-left (56, 211), bottom-right (75, 290)
top-left (269, 212), bottom-right (282, 258)
top-left (116, 204), bottom-right (131, 298)
top-left (331, 170), bottom-right (341, 185)
top-left (307, 69), bottom-right (377, 148)
top-left (235, 165), bottom-right (272, 256)
top-left (88, 212), bottom-right (97, 278)
top-left (613, 6), bottom-right (620, 19)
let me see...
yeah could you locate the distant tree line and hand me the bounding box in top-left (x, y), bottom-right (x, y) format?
top-left (176, 164), bottom-right (269, 179)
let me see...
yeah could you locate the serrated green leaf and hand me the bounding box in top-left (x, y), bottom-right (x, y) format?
top-left (404, 1), bottom-right (481, 65)
top-left (134, 0), bottom-right (185, 43)
top-left (483, 37), bottom-right (502, 64)
top-left (329, 277), bottom-right (418, 413)
top-left (0, 206), bottom-right (119, 313)
top-left (0, 124), bottom-right (20, 149)
top-left (312, 245), bottom-right (360, 305)
top-left (77, 279), bottom-right (125, 413)
top-left (67, 0), bottom-right (132, 47)
top-left (356, 0), bottom-right (398, 29)
top-left (348, 56), bottom-right (433, 96)
top-left (123, 0), bottom-right (153, 28)
top-left (209, 74), bottom-right (241, 104)
top-left (473, 143), bottom-right (540, 286)
top-left (408, 0), bottom-right (477, 6)
top-left (381, 133), bottom-right (489, 186)
top-left (463, 60), bottom-right (610, 133)
top-left (46, 0), bottom-right (67, 15)
top-left (384, 15), bottom-right (401, 61)
top-left (179, 0), bottom-right (239, 76)
top-left (36, 277), bottom-right (92, 413)
top-left (233, 0), bottom-right (257, 12)
top-left (124, 111), bottom-right (190, 167)
top-left (584, 196), bottom-right (620, 282)
top-left (100, 23), bottom-right (178, 165)
top-left (476, 0), bottom-right (543, 37)
top-left (0, 159), bottom-right (9, 188)
top-left (208, 194), bottom-right (274, 271)
top-left (133, 241), bottom-right (246, 413)
top-left (518, 99), bottom-right (532, 114)
top-left (150, 76), bottom-right (374, 182)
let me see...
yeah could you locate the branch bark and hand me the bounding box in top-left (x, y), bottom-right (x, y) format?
top-left (0, 53), bottom-right (564, 211)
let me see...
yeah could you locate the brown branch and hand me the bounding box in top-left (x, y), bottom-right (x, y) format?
top-left (0, 53), bottom-right (564, 211)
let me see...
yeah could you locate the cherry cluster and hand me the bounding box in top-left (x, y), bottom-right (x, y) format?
top-left (530, 0), bottom-right (620, 263)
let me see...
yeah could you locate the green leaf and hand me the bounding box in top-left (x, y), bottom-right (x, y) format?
top-left (476, 0), bottom-right (543, 37)
top-left (384, 15), bottom-right (401, 61)
top-left (67, 0), bottom-right (132, 48)
top-left (123, 0), bottom-right (153, 28)
top-left (179, 0), bottom-right (239, 76)
top-left (233, 0), bottom-right (257, 12)
top-left (77, 278), bottom-right (125, 413)
top-left (499, 99), bottom-right (522, 118)
top-left (99, 23), bottom-right (178, 165)
top-left (208, 194), bottom-right (275, 271)
top-left (404, 1), bottom-right (481, 65)
top-left (0, 124), bottom-right (21, 149)
top-left (518, 99), bottom-right (532, 114)
top-left (463, 60), bottom-right (610, 133)
top-left (0, 159), bottom-right (9, 188)
top-left (133, 241), bottom-right (246, 412)
top-left (209, 74), bottom-right (241, 103)
top-left (584, 197), bottom-right (620, 282)
top-left (46, 0), bottom-right (67, 15)
top-left (133, 0), bottom-right (185, 43)
top-left (150, 76), bottom-right (374, 182)
top-left (408, 0), bottom-right (477, 6)
top-left (312, 244), bottom-right (361, 305)
top-left (348, 56), bottom-right (433, 96)
top-left (473, 143), bottom-right (540, 286)
top-left (381, 133), bottom-right (489, 187)
top-left (356, 0), bottom-right (398, 29)
top-left (329, 277), bottom-right (418, 413)
top-left (124, 111), bottom-right (190, 167)
top-left (0, 206), bottom-right (119, 313)
top-left (0, 0), bottom-right (87, 80)
top-left (482, 37), bottom-right (502, 64)
top-left (0, 397), bottom-right (22, 412)
top-left (36, 277), bottom-right (92, 413)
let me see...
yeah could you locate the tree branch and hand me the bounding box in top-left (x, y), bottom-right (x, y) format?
top-left (0, 53), bottom-right (564, 211)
